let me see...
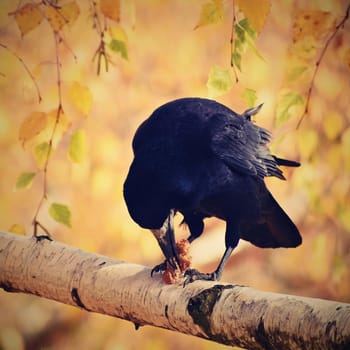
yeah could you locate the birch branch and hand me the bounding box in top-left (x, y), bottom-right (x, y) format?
top-left (0, 231), bottom-right (349, 349)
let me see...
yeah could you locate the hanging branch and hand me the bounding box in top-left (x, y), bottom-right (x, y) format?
top-left (230, 1), bottom-right (239, 83)
top-left (297, 2), bottom-right (350, 128)
top-left (90, 0), bottom-right (111, 74)
top-left (0, 43), bottom-right (42, 103)
top-left (32, 31), bottom-right (64, 238)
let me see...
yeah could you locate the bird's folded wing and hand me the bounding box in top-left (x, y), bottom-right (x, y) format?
top-left (210, 114), bottom-right (285, 180)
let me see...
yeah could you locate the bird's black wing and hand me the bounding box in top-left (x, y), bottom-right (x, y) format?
top-left (209, 113), bottom-right (285, 180)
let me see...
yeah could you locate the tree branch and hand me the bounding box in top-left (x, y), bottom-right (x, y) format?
top-left (0, 231), bottom-right (349, 349)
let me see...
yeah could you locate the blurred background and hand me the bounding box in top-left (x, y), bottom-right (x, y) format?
top-left (0, 0), bottom-right (349, 349)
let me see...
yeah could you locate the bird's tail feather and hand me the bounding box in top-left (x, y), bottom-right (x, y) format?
top-left (273, 156), bottom-right (300, 168)
top-left (240, 187), bottom-right (302, 248)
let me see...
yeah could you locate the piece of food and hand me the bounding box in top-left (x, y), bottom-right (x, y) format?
top-left (162, 239), bottom-right (191, 284)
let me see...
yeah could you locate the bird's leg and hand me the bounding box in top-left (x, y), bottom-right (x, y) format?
top-left (184, 247), bottom-right (234, 284)
top-left (150, 210), bottom-right (180, 276)
top-left (184, 221), bottom-right (239, 285)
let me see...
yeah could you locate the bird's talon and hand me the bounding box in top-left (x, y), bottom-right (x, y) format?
top-left (151, 261), bottom-right (167, 277)
top-left (183, 269), bottom-right (216, 286)
top-left (35, 235), bottom-right (53, 242)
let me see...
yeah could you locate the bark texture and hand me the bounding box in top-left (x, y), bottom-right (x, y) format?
top-left (0, 231), bottom-right (349, 349)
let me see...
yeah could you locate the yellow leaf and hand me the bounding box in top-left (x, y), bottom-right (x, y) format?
top-left (297, 128), bottom-right (319, 159)
top-left (109, 25), bottom-right (128, 42)
top-left (68, 129), bottom-right (86, 163)
top-left (341, 127), bottom-right (350, 172)
top-left (68, 82), bottom-right (93, 116)
top-left (326, 144), bottom-right (342, 173)
top-left (100, 0), bottom-right (120, 22)
top-left (34, 142), bottom-right (51, 169)
top-left (32, 110), bottom-right (71, 149)
top-left (9, 3), bottom-right (44, 36)
top-left (323, 111), bottom-right (343, 141)
top-left (338, 203), bottom-right (350, 232)
top-left (45, 1), bottom-right (80, 31)
top-left (290, 35), bottom-right (319, 60)
top-left (9, 224), bottom-right (26, 235)
top-left (236, 0), bottom-right (271, 33)
top-left (292, 11), bottom-right (336, 42)
top-left (19, 111), bottom-right (47, 145)
top-left (195, 0), bottom-right (224, 29)
top-left (47, 109), bottom-right (72, 147)
top-left (59, 1), bottom-right (80, 27)
top-left (342, 47), bottom-right (350, 72)
top-left (45, 6), bottom-right (65, 31)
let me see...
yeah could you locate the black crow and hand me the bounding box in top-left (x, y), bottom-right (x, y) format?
top-left (123, 97), bottom-right (302, 283)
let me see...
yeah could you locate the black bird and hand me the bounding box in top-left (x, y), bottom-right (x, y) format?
top-left (123, 97), bottom-right (302, 283)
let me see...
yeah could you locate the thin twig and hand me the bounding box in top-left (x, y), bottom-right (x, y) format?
top-left (0, 43), bottom-right (42, 103)
top-left (56, 31), bottom-right (78, 62)
top-left (33, 31), bottom-right (63, 237)
top-left (297, 2), bottom-right (350, 128)
top-left (90, 0), bottom-right (110, 74)
top-left (37, 1), bottom-right (78, 62)
top-left (230, 0), bottom-right (239, 83)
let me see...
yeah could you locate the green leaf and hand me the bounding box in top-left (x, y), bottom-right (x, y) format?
top-left (34, 142), bottom-right (51, 169)
top-left (194, 0), bottom-right (224, 29)
top-left (207, 65), bottom-right (233, 98)
top-left (15, 172), bottom-right (35, 189)
top-left (239, 18), bottom-right (256, 39)
top-left (242, 88), bottom-right (258, 108)
top-left (275, 92), bottom-right (305, 127)
top-left (231, 18), bottom-right (265, 73)
top-left (49, 203), bottom-right (71, 228)
top-left (109, 39), bottom-right (128, 60)
top-left (68, 129), bottom-right (86, 163)
top-left (231, 48), bottom-right (242, 71)
top-left (287, 65), bottom-right (308, 82)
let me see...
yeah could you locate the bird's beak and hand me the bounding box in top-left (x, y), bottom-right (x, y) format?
top-left (151, 210), bottom-right (180, 269)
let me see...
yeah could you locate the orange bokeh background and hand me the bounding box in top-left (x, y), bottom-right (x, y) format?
top-left (0, 1), bottom-right (349, 349)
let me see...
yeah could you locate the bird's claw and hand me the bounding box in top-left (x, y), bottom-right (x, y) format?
top-left (151, 262), bottom-right (166, 277)
top-left (35, 235), bottom-right (53, 242)
top-left (183, 269), bottom-right (217, 287)
top-left (151, 257), bottom-right (179, 277)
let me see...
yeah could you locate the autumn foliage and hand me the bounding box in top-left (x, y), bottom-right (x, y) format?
top-left (0, 0), bottom-right (350, 349)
